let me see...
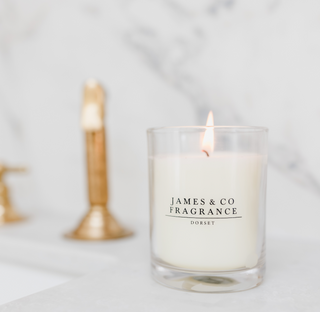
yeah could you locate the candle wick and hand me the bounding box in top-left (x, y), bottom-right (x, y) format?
top-left (202, 150), bottom-right (209, 157)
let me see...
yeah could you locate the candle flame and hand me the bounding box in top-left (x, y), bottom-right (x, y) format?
top-left (202, 111), bottom-right (214, 155)
top-left (206, 111), bottom-right (214, 127)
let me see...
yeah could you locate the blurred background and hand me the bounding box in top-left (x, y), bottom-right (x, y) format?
top-left (0, 0), bottom-right (319, 241)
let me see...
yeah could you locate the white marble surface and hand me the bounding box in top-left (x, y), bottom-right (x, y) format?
top-left (0, 215), bottom-right (141, 275)
top-left (0, 221), bottom-right (319, 311)
top-left (0, 0), bottom-right (319, 249)
top-left (0, 261), bottom-right (71, 306)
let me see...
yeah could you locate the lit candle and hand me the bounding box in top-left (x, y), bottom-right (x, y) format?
top-left (147, 113), bottom-right (268, 292)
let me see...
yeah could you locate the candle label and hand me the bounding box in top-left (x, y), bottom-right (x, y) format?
top-left (166, 197), bottom-right (241, 224)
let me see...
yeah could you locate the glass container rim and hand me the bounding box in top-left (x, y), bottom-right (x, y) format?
top-left (147, 126), bottom-right (268, 134)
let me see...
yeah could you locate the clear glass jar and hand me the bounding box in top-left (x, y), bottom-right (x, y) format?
top-left (147, 126), bottom-right (268, 292)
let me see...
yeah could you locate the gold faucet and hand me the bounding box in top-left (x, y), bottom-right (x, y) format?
top-left (0, 164), bottom-right (26, 224)
top-left (66, 80), bottom-right (132, 240)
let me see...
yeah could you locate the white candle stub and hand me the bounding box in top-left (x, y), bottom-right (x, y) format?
top-left (81, 103), bottom-right (103, 131)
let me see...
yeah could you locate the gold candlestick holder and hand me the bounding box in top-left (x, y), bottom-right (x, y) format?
top-left (66, 80), bottom-right (132, 240)
top-left (0, 164), bottom-right (26, 224)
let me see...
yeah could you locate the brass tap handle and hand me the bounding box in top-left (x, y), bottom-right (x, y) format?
top-left (0, 165), bottom-right (26, 181)
top-left (0, 164), bottom-right (26, 224)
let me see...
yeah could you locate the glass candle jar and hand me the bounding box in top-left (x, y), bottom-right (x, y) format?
top-left (147, 126), bottom-right (268, 293)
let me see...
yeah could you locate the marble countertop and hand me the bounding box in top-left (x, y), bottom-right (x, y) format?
top-left (0, 216), bottom-right (319, 311)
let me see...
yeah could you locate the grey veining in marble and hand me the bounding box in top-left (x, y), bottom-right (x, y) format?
top-left (0, 0), bottom-right (319, 241)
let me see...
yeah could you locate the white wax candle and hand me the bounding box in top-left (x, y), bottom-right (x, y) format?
top-left (151, 153), bottom-right (265, 271)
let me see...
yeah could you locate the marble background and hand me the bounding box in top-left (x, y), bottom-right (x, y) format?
top-left (0, 0), bottom-right (319, 241)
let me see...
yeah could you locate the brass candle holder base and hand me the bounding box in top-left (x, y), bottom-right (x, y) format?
top-left (65, 205), bottom-right (132, 240)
